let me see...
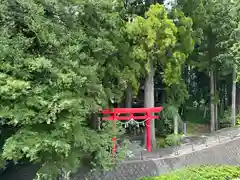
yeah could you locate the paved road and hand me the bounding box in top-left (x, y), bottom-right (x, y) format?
top-left (129, 126), bottom-right (240, 161)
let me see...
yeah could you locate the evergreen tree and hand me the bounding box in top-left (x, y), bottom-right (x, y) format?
top-left (126, 3), bottom-right (194, 147)
top-left (0, 0), bottom-right (134, 178)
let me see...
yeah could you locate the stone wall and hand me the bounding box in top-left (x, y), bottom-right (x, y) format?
top-left (1, 129), bottom-right (240, 180)
top-left (153, 137), bottom-right (240, 175)
top-left (72, 137), bottom-right (240, 180)
top-left (71, 160), bottom-right (158, 180)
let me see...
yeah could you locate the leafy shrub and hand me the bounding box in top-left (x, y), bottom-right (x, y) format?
top-left (156, 105), bottom-right (179, 136)
top-left (0, 0), bottom-right (130, 179)
top-left (236, 114), bottom-right (240, 126)
top-left (156, 137), bottom-right (166, 148)
top-left (139, 165), bottom-right (240, 180)
top-left (156, 134), bottom-right (183, 148)
top-left (219, 109), bottom-right (232, 128)
top-left (164, 134), bottom-right (182, 147)
top-left (220, 108), bottom-right (240, 127)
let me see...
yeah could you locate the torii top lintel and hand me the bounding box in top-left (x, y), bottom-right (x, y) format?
top-left (101, 107), bottom-right (163, 121)
top-left (102, 107), bottom-right (163, 114)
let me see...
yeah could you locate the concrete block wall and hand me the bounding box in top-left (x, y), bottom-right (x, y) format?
top-left (72, 137), bottom-right (240, 180)
top-left (1, 135), bottom-right (240, 180)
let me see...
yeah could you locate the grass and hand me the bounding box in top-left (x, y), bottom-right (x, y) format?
top-left (186, 122), bottom-right (209, 135)
top-left (183, 107), bottom-right (210, 135)
top-left (139, 165), bottom-right (240, 180)
top-left (156, 136), bottom-right (166, 148)
top-left (156, 108), bottom-right (210, 148)
top-left (183, 107), bottom-right (209, 124)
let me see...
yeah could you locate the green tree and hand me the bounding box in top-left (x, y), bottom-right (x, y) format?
top-left (177, 0), bottom-right (240, 130)
top-left (126, 3), bottom-right (194, 147)
top-left (176, 0), bottom-right (240, 130)
top-left (177, 0), bottom-right (216, 131)
top-left (0, 0), bottom-right (134, 179)
top-left (224, 0), bottom-right (240, 126)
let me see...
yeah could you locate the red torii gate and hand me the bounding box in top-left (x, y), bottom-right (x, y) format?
top-left (101, 107), bottom-right (163, 153)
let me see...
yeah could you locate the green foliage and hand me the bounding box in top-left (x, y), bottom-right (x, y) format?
top-left (165, 80), bottom-right (189, 107)
top-left (156, 137), bottom-right (166, 148)
top-left (177, 0), bottom-right (210, 71)
top-left (163, 8), bottom-right (195, 84)
top-left (126, 3), bottom-right (195, 85)
top-left (219, 109), bottom-right (232, 128)
top-left (177, 0), bottom-right (240, 130)
top-left (178, 0), bottom-right (239, 73)
top-left (220, 108), bottom-right (240, 127)
top-left (0, 0), bottom-right (135, 178)
top-left (139, 165), bottom-right (240, 180)
top-left (183, 107), bottom-right (209, 124)
top-left (156, 134), bottom-right (182, 148)
top-left (164, 134), bottom-right (182, 147)
top-left (237, 115), bottom-right (240, 126)
top-left (0, 155), bottom-right (6, 170)
top-left (218, 108), bottom-right (240, 128)
top-left (156, 104), bottom-right (179, 135)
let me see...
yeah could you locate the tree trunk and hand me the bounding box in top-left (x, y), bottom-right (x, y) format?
top-left (227, 84), bottom-right (232, 106)
top-left (225, 84), bottom-right (229, 109)
top-left (125, 85), bottom-right (132, 108)
top-left (215, 101), bottom-right (218, 130)
top-left (236, 85), bottom-right (240, 113)
top-left (210, 69), bottom-right (215, 132)
top-left (223, 84), bottom-right (226, 109)
top-left (173, 115), bottom-right (178, 135)
top-left (160, 90), bottom-right (165, 104)
top-left (144, 0), bottom-right (156, 152)
top-left (144, 60), bottom-right (156, 149)
top-left (90, 113), bottom-right (100, 130)
top-left (232, 64), bottom-right (236, 127)
top-left (219, 84), bottom-right (224, 117)
top-left (214, 73), bottom-right (218, 130)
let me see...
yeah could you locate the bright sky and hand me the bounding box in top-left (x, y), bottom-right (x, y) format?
top-left (163, 0), bottom-right (177, 10)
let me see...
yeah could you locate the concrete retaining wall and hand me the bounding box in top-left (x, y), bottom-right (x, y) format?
top-left (1, 136), bottom-right (240, 180)
top-left (71, 137), bottom-right (240, 180)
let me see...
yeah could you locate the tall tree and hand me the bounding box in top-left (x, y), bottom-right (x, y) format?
top-left (0, 0), bottom-right (136, 178)
top-left (126, 3), bottom-right (194, 148)
top-left (228, 0), bottom-right (240, 126)
top-left (211, 0), bottom-right (240, 127)
top-left (177, 0), bottom-right (240, 131)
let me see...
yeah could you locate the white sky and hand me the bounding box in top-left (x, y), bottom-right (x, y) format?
top-left (163, 0), bottom-right (177, 10)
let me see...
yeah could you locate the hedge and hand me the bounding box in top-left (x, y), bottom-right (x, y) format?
top-left (139, 165), bottom-right (240, 180)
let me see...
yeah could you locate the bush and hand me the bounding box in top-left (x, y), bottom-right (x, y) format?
top-left (0, 0), bottom-right (129, 178)
top-left (139, 165), bottom-right (240, 180)
top-left (156, 137), bottom-right (166, 148)
top-left (219, 109), bottom-right (232, 128)
top-left (236, 114), bottom-right (240, 126)
top-left (165, 134), bottom-right (182, 147)
top-left (220, 108), bottom-right (240, 127)
top-left (156, 105), bottom-right (179, 136)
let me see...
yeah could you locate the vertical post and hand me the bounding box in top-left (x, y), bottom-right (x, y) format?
top-left (173, 115), bottom-right (178, 135)
top-left (232, 63), bottom-right (236, 127)
top-left (183, 122), bottom-right (187, 136)
top-left (146, 111), bottom-right (151, 152)
top-left (112, 111), bottom-right (117, 155)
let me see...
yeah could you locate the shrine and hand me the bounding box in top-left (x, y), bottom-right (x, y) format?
top-left (101, 107), bottom-right (163, 153)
